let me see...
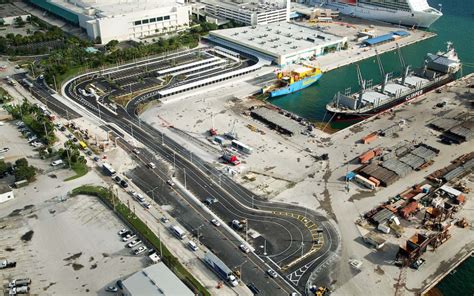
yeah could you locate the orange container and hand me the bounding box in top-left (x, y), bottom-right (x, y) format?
top-left (362, 133), bottom-right (378, 144)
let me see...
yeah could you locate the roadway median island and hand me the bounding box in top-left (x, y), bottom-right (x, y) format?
top-left (70, 185), bottom-right (210, 296)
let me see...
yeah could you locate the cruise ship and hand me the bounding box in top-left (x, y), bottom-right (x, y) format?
top-left (326, 42), bottom-right (461, 121)
top-left (309, 0), bottom-right (442, 28)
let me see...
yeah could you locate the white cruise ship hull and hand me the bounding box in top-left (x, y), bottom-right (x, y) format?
top-left (319, 2), bottom-right (442, 28)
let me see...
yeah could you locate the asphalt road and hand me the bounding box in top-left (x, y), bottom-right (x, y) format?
top-left (17, 53), bottom-right (340, 295)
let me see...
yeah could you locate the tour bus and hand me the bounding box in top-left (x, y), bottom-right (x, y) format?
top-left (169, 225), bottom-right (186, 240)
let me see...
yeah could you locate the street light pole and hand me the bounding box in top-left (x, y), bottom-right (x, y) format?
top-left (184, 168), bottom-right (187, 189)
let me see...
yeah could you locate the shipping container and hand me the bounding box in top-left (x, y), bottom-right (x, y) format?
top-left (368, 176), bottom-right (381, 187)
top-left (362, 133), bottom-right (378, 144)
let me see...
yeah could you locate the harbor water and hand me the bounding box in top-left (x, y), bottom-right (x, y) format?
top-left (269, 0), bottom-right (474, 129)
top-left (428, 253), bottom-right (474, 296)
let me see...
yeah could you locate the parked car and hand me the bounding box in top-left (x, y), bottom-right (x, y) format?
top-left (120, 180), bottom-right (128, 188)
top-left (141, 202), bottom-right (151, 209)
top-left (147, 162), bottom-right (156, 169)
top-left (0, 147), bottom-right (9, 153)
top-left (114, 176), bottom-right (121, 183)
top-left (117, 228), bottom-right (128, 236)
top-left (160, 217), bottom-right (169, 223)
top-left (239, 244), bottom-right (250, 253)
top-left (166, 179), bottom-right (175, 187)
top-left (122, 233), bottom-right (136, 242)
top-left (411, 258), bottom-right (426, 270)
top-left (188, 241), bottom-right (199, 251)
top-left (127, 239), bottom-right (142, 248)
top-left (132, 149), bottom-right (140, 155)
top-left (133, 246), bottom-right (147, 255)
top-left (105, 286), bottom-right (118, 292)
top-left (93, 156), bottom-right (100, 162)
top-left (211, 219), bottom-right (221, 227)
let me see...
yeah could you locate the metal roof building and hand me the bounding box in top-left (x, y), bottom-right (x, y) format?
top-left (208, 22), bottom-right (347, 66)
top-left (121, 262), bottom-right (194, 296)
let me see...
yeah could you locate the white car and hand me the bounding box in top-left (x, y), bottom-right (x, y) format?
top-left (267, 269), bottom-right (278, 278)
top-left (133, 246), bottom-right (147, 255)
top-left (0, 147), bottom-right (9, 153)
top-left (117, 228), bottom-right (128, 235)
top-left (122, 233), bottom-right (136, 242)
top-left (127, 239), bottom-right (142, 248)
top-left (135, 194), bottom-right (145, 203)
top-left (166, 179), bottom-right (175, 187)
top-left (141, 202), bottom-right (151, 209)
top-left (132, 148), bottom-right (140, 155)
top-left (239, 244), bottom-right (250, 253)
top-left (211, 219), bottom-right (221, 227)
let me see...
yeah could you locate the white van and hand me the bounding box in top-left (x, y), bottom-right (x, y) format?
top-left (51, 159), bottom-right (64, 167)
top-left (188, 241), bottom-right (199, 251)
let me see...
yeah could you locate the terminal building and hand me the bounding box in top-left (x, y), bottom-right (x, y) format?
top-left (27, 0), bottom-right (191, 44)
top-left (208, 22), bottom-right (347, 66)
top-left (193, 0), bottom-right (290, 25)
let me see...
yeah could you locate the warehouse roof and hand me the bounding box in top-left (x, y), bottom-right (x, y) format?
top-left (251, 107), bottom-right (302, 135)
top-left (209, 22), bottom-right (345, 59)
top-left (122, 263), bottom-right (194, 296)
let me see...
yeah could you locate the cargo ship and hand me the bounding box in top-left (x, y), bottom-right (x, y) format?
top-left (263, 65), bottom-right (322, 98)
top-left (308, 0), bottom-right (442, 28)
top-left (326, 42), bottom-right (461, 121)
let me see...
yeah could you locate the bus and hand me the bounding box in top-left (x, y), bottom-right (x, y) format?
top-left (231, 140), bottom-right (253, 155)
top-left (169, 225), bottom-right (186, 240)
top-left (354, 174), bottom-right (376, 190)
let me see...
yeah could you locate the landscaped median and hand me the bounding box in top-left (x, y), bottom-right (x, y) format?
top-left (70, 185), bottom-right (210, 296)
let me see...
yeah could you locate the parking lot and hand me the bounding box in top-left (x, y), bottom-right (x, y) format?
top-left (0, 119), bottom-right (151, 295)
top-left (0, 169), bottom-right (151, 296)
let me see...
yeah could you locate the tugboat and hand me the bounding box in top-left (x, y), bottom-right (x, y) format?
top-left (326, 42), bottom-right (461, 121)
top-left (263, 65), bottom-right (322, 98)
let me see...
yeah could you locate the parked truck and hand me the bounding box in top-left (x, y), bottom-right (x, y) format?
top-left (9, 286), bottom-right (30, 295)
top-left (204, 252), bottom-right (238, 287)
top-left (8, 278), bottom-right (31, 288)
top-left (0, 259), bottom-right (17, 269)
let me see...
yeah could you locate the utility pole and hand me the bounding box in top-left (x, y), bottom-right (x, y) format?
top-left (97, 102), bottom-right (101, 120)
top-left (263, 239), bottom-right (267, 256)
top-left (301, 242), bottom-right (304, 258)
top-left (245, 219), bottom-right (248, 242)
top-left (53, 75), bottom-right (57, 92)
top-left (158, 228), bottom-right (163, 256)
top-left (184, 168), bottom-right (187, 189)
top-left (173, 151), bottom-right (176, 171)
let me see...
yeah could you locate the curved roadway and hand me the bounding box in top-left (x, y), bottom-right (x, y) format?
top-left (61, 60), bottom-right (340, 293)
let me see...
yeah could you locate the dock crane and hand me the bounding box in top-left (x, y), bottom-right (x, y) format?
top-left (396, 43), bottom-right (411, 85)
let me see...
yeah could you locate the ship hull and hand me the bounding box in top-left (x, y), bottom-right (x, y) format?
top-left (269, 73), bottom-right (322, 98)
top-left (327, 74), bottom-right (455, 121)
top-left (316, 2), bottom-right (442, 28)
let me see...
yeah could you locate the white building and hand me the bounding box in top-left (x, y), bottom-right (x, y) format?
top-left (209, 22), bottom-right (347, 66)
top-left (121, 262), bottom-right (194, 296)
top-left (195, 0), bottom-right (290, 26)
top-left (27, 0), bottom-right (191, 44)
top-left (0, 185), bottom-right (14, 204)
top-left (0, 4), bottom-right (31, 26)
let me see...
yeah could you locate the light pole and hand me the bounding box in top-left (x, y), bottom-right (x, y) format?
top-left (236, 260), bottom-right (247, 280)
top-left (194, 224), bottom-right (204, 244)
top-left (147, 186), bottom-right (160, 203)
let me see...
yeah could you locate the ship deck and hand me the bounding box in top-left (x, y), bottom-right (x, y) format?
top-left (381, 82), bottom-right (411, 96)
top-left (360, 90), bottom-right (390, 106)
top-left (401, 76), bottom-right (430, 88)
